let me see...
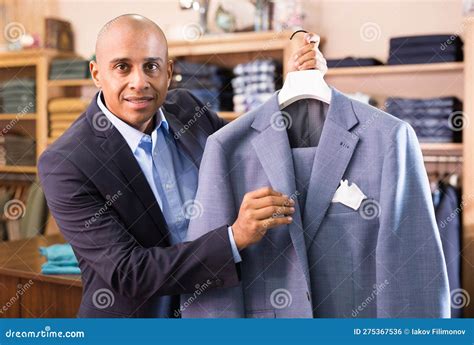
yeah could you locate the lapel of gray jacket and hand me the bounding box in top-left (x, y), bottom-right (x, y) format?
top-left (250, 92), bottom-right (312, 291)
top-left (304, 89), bottom-right (360, 249)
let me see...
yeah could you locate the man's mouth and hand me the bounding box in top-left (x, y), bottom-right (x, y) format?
top-left (124, 96), bottom-right (155, 104)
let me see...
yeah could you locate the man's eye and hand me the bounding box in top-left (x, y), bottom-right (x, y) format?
top-left (145, 63), bottom-right (159, 71)
top-left (116, 63), bottom-right (128, 71)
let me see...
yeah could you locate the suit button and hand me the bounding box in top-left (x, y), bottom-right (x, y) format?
top-left (306, 291), bottom-right (311, 302)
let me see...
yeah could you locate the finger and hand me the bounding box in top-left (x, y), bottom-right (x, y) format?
top-left (260, 216), bottom-right (293, 230)
top-left (246, 186), bottom-right (281, 199)
top-left (294, 42), bottom-right (315, 61)
top-left (296, 49), bottom-right (316, 66)
top-left (255, 205), bottom-right (295, 220)
top-left (253, 195), bottom-right (295, 209)
top-left (298, 60), bottom-right (317, 71)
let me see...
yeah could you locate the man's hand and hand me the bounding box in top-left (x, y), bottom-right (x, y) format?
top-left (231, 187), bottom-right (295, 250)
top-left (288, 32), bottom-right (328, 75)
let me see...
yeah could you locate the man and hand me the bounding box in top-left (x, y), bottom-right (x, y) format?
top-left (38, 14), bottom-right (328, 317)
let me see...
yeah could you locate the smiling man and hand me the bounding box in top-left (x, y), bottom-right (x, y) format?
top-left (38, 14), bottom-right (327, 318)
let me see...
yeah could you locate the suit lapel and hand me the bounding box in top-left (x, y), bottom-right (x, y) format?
top-left (303, 90), bottom-right (360, 249)
top-left (163, 108), bottom-right (205, 169)
top-left (251, 94), bottom-right (312, 291)
top-left (85, 95), bottom-right (169, 238)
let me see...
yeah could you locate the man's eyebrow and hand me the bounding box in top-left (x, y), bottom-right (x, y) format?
top-left (109, 57), bottom-right (130, 65)
top-left (108, 57), bottom-right (164, 65)
top-left (144, 57), bottom-right (164, 63)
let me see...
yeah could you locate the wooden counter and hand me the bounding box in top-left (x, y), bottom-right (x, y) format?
top-left (0, 234), bottom-right (82, 318)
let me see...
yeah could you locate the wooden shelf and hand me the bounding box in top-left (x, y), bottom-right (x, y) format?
top-left (48, 79), bottom-right (95, 87)
top-left (420, 142), bottom-right (462, 155)
top-left (0, 49), bottom-right (76, 68)
top-left (169, 30), bottom-right (296, 56)
top-left (326, 62), bottom-right (463, 77)
top-left (218, 111), bottom-right (241, 121)
top-left (0, 114), bottom-right (36, 120)
top-left (0, 165), bottom-right (37, 174)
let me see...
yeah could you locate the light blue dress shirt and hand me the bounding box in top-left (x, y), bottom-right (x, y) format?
top-left (97, 92), bottom-right (241, 258)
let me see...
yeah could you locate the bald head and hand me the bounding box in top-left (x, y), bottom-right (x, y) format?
top-left (95, 14), bottom-right (168, 63)
top-left (89, 14), bottom-right (173, 132)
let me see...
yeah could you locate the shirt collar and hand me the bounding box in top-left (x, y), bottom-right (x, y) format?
top-left (97, 91), bottom-right (169, 153)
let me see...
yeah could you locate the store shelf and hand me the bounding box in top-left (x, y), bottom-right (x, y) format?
top-left (0, 49), bottom-right (76, 68)
top-left (420, 142), bottom-right (463, 155)
top-left (218, 111), bottom-right (242, 121)
top-left (326, 62), bottom-right (463, 77)
top-left (0, 165), bottom-right (37, 174)
top-left (48, 79), bottom-right (95, 87)
top-left (169, 30), bottom-right (296, 56)
top-left (0, 114), bottom-right (36, 120)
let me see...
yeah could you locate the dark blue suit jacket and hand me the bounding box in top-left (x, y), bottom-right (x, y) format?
top-left (38, 89), bottom-right (239, 317)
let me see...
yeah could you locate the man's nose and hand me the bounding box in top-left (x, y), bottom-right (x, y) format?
top-left (129, 68), bottom-right (150, 90)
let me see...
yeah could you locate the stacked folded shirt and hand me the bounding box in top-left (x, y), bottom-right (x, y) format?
top-left (388, 34), bottom-right (463, 65)
top-left (327, 57), bottom-right (383, 68)
top-left (0, 134), bottom-right (36, 166)
top-left (232, 59), bottom-right (282, 113)
top-left (171, 60), bottom-right (233, 111)
top-left (0, 79), bottom-right (36, 113)
top-left (39, 243), bottom-right (80, 275)
top-left (49, 59), bottom-right (90, 80)
top-left (385, 96), bottom-right (463, 142)
top-left (48, 97), bottom-right (89, 139)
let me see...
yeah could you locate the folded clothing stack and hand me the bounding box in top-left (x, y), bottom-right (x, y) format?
top-left (385, 96), bottom-right (463, 142)
top-left (232, 59), bottom-right (282, 113)
top-left (0, 134), bottom-right (36, 166)
top-left (388, 34), bottom-right (463, 65)
top-left (171, 60), bottom-right (233, 111)
top-left (48, 97), bottom-right (89, 139)
top-left (0, 79), bottom-right (36, 113)
top-left (39, 243), bottom-right (80, 275)
top-left (49, 59), bottom-right (90, 80)
top-left (327, 57), bottom-right (383, 68)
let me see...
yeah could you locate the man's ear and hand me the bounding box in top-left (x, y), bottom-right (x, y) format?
top-left (90, 60), bottom-right (101, 89)
top-left (166, 59), bottom-right (174, 88)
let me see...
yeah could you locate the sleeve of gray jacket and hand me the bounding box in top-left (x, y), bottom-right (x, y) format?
top-left (181, 135), bottom-right (245, 318)
top-left (376, 122), bottom-right (451, 318)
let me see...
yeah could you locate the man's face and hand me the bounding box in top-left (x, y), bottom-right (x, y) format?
top-left (90, 24), bottom-right (173, 131)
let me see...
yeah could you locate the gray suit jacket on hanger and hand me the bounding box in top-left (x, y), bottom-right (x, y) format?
top-left (182, 88), bottom-right (450, 318)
